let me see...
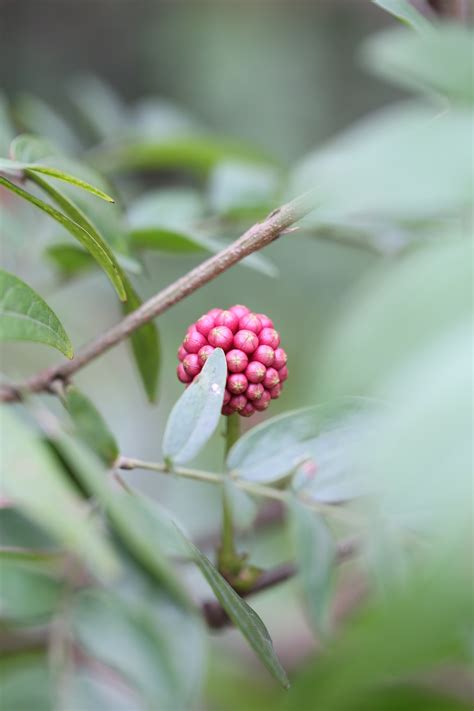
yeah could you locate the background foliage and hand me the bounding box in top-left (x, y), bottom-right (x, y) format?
top-left (0, 1), bottom-right (472, 709)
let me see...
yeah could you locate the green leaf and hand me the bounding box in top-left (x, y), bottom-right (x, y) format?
top-left (0, 269), bottom-right (73, 358)
top-left (52, 433), bottom-right (189, 606)
top-left (0, 560), bottom-right (62, 622)
top-left (315, 239), bottom-right (472, 402)
top-left (207, 160), bottom-right (279, 216)
top-left (370, 0), bottom-right (432, 33)
top-left (72, 590), bottom-right (181, 708)
top-left (26, 165), bottom-right (115, 202)
top-left (0, 408), bottom-right (120, 582)
top-left (127, 187), bottom-right (205, 231)
top-left (67, 74), bottom-right (127, 142)
top-left (0, 508), bottom-right (56, 550)
top-left (291, 103), bottom-right (472, 223)
top-left (96, 136), bottom-right (273, 175)
top-left (121, 279), bottom-right (161, 403)
top-left (162, 348), bottom-right (227, 465)
top-left (0, 175), bottom-right (127, 301)
top-left (226, 406), bottom-right (326, 483)
top-left (289, 500), bottom-right (336, 639)
top-left (64, 386), bottom-right (119, 466)
top-left (182, 535), bottom-right (289, 689)
top-left (0, 653), bottom-right (53, 711)
top-left (10, 134), bottom-right (57, 163)
top-left (67, 670), bottom-right (139, 711)
top-left (45, 243), bottom-right (95, 278)
top-left (15, 93), bottom-right (81, 152)
top-left (362, 25), bottom-right (474, 104)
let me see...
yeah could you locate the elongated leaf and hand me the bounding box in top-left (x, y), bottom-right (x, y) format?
top-left (121, 279), bottom-right (161, 402)
top-left (10, 133), bottom-right (56, 162)
top-left (0, 408), bottom-right (120, 581)
top-left (0, 560), bottom-right (62, 622)
top-left (289, 500), bottom-right (336, 639)
top-left (162, 348), bottom-right (227, 465)
top-left (15, 93), bottom-right (81, 152)
top-left (64, 386), bottom-right (119, 466)
top-left (0, 653), bottom-right (53, 711)
top-left (45, 243), bottom-right (96, 278)
top-left (371, 0), bottom-right (431, 33)
top-left (0, 269), bottom-right (73, 357)
top-left (27, 165), bottom-right (115, 202)
top-left (72, 590), bottom-right (183, 708)
top-left (182, 535), bottom-right (289, 689)
top-left (96, 136), bottom-right (273, 175)
top-left (0, 175), bottom-right (126, 301)
top-left (227, 406), bottom-right (326, 483)
top-left (362, 25), bottom-right (474, 104)
top-left (52, 433), bottom-right (189, 606)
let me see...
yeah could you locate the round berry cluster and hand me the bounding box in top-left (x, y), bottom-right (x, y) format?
top-left (177, 305), bottom-right (288, 417)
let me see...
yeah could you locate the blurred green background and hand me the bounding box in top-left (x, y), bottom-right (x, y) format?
top-left (1, 1), bottom-right (470, 708)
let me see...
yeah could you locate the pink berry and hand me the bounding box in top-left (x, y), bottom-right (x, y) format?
top-left (222, 404), bottom-right (234, 416)
top-left (183, 330), bottom-right (207, 354)
top-left (269, 383), bottom-right (282, 399)
top-left (230, 395), bottom-right (247, 412)
top-left (208, 326), bottom-right (234, 350)
top-left (263, 367), bottom-right (280, 389)
top-left (198, 345), bottom-right (214, 366)
top-left (226, 349), bottom-right (249, 373)
top-left (245, 361), bottom-right (266, 383)
top-left (223, 388), bottom-right (231, 405)
top-left (241, 403), bottom-right (255, 417)
top-left (234, 329), bottom-right (258, 354)
top-left (247, 383), bottom-right (264, 401)
top-left (253, 390), bottom-right (271, 411)
top-left (177, 346), bottom-right (187, 361)
top-left (207, 308), bottom-right (222, 319)
top-left (183, 353), bottom-right (201, 378)
top-left (227, 373), bottom-right (248, 395)
top-left (257, 313), bottom-right (274, 329)
top-left (278, 366), bottom-right (288, 382)
top-left (177, 363), bottom-right (192, 383)
top-left (215, 310), bottom-right (239, 333)
top-left (253, 345), bottom-right (274, 367)
top-left (229, 304), bottom-right (250, 319)
top-left (195, 314), bottom-right (215, 336)
top-left (239, 313), bottom-right (262, 334)
top-left (259, 328), bottom-right (280, 349)
top-left (273, 348), bottom-right (287, 370)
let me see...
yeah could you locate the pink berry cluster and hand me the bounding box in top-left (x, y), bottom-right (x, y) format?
top-left (177, 305), bottom-right (288, 417)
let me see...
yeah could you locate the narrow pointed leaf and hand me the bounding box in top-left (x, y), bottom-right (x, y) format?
top-left (121, 279), bottom-right (161, 402)
top-left (0, 408), bottom-right (120, 582)
top-left (182, 535), bottom-right (289, 689)
top-left (64, 386), bottom-right (119, 466)
top-left (0, 269), bottom-right (73, 357)
top-left (163, 348), bottom-right (227, 464)
top-left (53, 433), bottom-right (189, 607)
top-left (371, 0), bottom-right (432, 33)
top-left (19, 171), bottom-right (127, 300)
top-left (26, 165), bottom-right (115, 202)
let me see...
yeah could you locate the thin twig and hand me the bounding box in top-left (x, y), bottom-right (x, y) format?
top-left (0, 190), bottom-right (317, 402)
top-left (117, 456), bottom-right (359, 524)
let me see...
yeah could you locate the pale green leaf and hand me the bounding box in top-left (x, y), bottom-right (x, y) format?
top-left (370, 0), bottom-right (432, 33)
top-left (64, 386), bottom-right (119, 466)
top-left (45, 243), bottom-right (96, 278)
top-left (10, 134), bottom-right (57, 163)
top-left (0, 560), bottom-right (62, 622)
top-left (362, 24), bottom-right (474, 104)
top-left (0, 408), bottom-right (120, 582)
top-left (182, 535), bottom-right (290, 689)
top-left (0, 269), bottom-right (73, 358)
top-left (162, 348), bottom-right (227, 465)
top-left (26, 165), bottom-right (115, 202)
top-left (289, 500), bottom-right (336, 639)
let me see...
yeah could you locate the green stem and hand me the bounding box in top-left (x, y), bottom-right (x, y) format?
top-left (219, 414), bottom-right (241, 572)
